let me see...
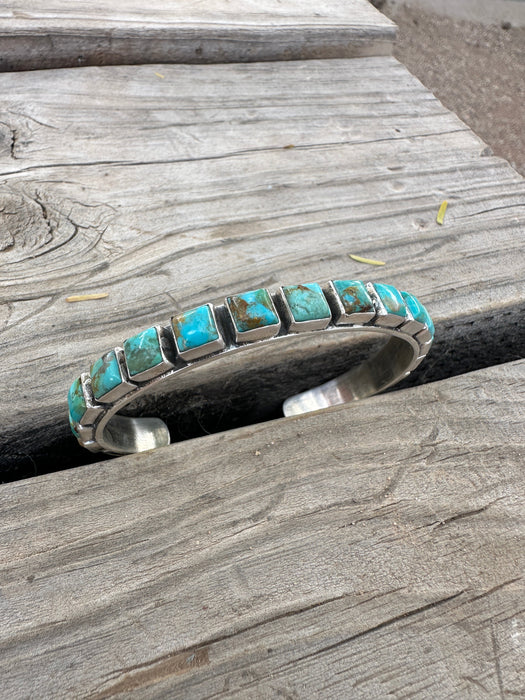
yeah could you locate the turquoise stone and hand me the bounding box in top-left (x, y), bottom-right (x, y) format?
top-left (227, 288), bottom-right (279, 333)
top-left (124, 326), bottom-right (163, 376)
top-left (332, 280), bottom-right (374, 315)
top-left (68, 376), bottom-right (86, 435)
top-left (374, 283), bottom-right (407, 318)
top-left (427, 312), bottom-right (435, 338)
top-left (69, 416), bottom-right (79, 438)
top-left (401, 291), bottom-right (435, 337)
top-left (90, 349), bottom-right (122, 401)
top-left (282, 283), bottom-right (331, 323)
top-left (172, 304), bottom-right (219, 353)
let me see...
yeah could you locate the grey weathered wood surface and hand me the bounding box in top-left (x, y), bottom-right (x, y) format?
top-left (1, 56), bottom-right (524, 478)
top-left (0, 0), bottom-right (396, 71)
top-left (0, 360), bottom-right (523, 698)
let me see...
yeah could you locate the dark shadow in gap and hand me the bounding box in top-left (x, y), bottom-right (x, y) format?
top-left (1, 302), bottom-right (523, 483)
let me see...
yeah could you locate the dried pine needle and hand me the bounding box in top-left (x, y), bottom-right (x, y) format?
top-left (66, 293), bottom-right (109, 303)
top-left (437, 200), bottom-right (448, 225)
top-left (348, 253), bottom-right (386, 266)
top-left (155, 72), bottom-right (165, 79)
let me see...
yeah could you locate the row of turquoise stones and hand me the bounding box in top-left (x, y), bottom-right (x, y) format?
top-left (68, 281), bottom-right (434, 437)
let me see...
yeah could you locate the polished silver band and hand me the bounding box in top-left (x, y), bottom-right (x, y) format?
top-left (68, 280), bottom-right (434, 455)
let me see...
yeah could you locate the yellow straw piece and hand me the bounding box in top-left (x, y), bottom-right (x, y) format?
top-left (66, 293), bottom-right (109, 303)
top-left (155, 72), bottom-right (165, 79)
top-left (348, 254), bottom-right (386, 266)
top-left (437, 200), bottom-right (448, 225)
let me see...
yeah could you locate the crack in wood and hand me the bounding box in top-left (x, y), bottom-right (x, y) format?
top-left (490, 620), bottom-right (506, 700)
top-left (469, 577), bottom-right (522, 603)
top-left (0, 127), bottom-right (471, 179)
top-left (9, 127), bottom-right (17, 159)
top-left (429, 498), bottom-right (504, 529)
top-left (278, 591), bottom-right (465, 670)
top-left (92, 591), bottom-right (386, 698)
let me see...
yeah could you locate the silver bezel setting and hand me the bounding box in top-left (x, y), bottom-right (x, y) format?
top-left (278, 287), bottom-right (331, 333)
top-left (400, 309), bottom-right (427, 336)
top-left (79, 372), bottom-right (105, 425)
top-left (416, 327), bottom-right (433, 344)
top-left (366, 282), bottom-right (406, 328)
top-left (91, 347), bottom-right (137, 403)
top-left (327, 281), bottom-right (376, 325)
top-left (225, 291), bottom-right (281, 343)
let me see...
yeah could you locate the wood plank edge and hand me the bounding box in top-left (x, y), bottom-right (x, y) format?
top-left (0, 26), bottom-right (396, 72)
top-left (2, 357), bottom-right (523, 491)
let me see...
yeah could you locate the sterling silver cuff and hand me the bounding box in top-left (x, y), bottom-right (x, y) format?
top-left (68, 279), bottom-right (434, 455)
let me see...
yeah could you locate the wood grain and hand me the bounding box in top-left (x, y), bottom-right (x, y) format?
top-left (0, 0), bottom-right (396, 71)
top-left (1, 56), bottom-right (524, 479)
top-left (0, 360), bottom-right (523, 698)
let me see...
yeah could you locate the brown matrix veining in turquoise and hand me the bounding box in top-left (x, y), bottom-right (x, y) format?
top-left (68, 376), bottom-right (87, 436)
top-left (332, 280), bottom-right (374, 315)
top-left (282, 283), bottom-right (331, 323)
top-left (90, 350), bottom-right (122, 400)
top-left (172, 304), bottom-right (219, 353)
top-left (227, 288), bottom-right (279, 333)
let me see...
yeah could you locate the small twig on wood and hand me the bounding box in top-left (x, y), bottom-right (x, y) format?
top-left (437, 200), bottom-right (448, 225)
top-left (65, 293), bottom-right (109, 302)
top-left (348, 253), bottom-right (386, 266)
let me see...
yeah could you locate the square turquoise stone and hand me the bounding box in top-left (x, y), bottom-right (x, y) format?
top-left (90, 349), bottom-right (123, 401)
top-left (282, 283), bottom-right (331, 324)
top-left (401, 291), bottom-right (435, 338)
top-left (123, 326), bottom-right (163, 377)
top-left (332, 280), bottom-right (374, 316)
top-left (374, 283), bottom-right (407, 319)
top-left (68, 376), bottom-right (87, 435)
top-left (172, 304), bottom-right (220, 354)
top-left (227, 288), bottom-right (280, 335)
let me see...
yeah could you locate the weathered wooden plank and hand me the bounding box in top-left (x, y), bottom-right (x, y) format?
top-left (0, 360), bottom-right (523, 698)
top-left (0, 0), bottom-right (396, 71)
top-left (0, 56), bottom-right (524, 479)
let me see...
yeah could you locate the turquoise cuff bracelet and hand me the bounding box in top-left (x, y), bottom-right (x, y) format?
top-left (68, 279), bottom-right (434, 455)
